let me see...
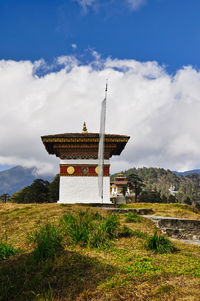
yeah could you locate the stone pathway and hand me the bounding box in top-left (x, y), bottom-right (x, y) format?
top-left (99, 208), bottom-right (200, 245)
top-left (99, 208), bottom-right (154, 215)
top-left (180, 240), bottom-right (200, 246)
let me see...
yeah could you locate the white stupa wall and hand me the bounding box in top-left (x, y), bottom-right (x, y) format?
top-left (58, 159), bottom-right (112, 204)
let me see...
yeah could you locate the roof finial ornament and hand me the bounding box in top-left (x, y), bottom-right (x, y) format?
top-left (82, 122), bottom-right (88, 133)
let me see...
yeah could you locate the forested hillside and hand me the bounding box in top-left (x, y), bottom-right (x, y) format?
top-left (10, 175), bottom-right (59, 204)
top-left (113, 167), bottom-right (200, 204)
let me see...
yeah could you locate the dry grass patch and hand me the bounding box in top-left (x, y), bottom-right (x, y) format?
top-left (119, 203), bottom-right (200, 219)
top-left (0, 203), bottom-right (199, 300)
top-left (0, 203), bottom-right (102, 250)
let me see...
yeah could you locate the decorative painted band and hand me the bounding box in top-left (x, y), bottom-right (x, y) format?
top-left (43, 137), bottom-right (129, 143)
top-left (60, 164), bottom-right (110, 177)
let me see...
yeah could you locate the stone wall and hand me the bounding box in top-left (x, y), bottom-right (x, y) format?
top-left (145, 216), bottom-right (200, 240)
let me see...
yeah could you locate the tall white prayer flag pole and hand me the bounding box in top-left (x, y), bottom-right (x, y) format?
top-left (98, 81), bottom-right (108, 203)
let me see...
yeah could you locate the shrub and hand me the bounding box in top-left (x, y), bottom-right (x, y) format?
top-left (61, 211), bottom-right (120, 249)
top-left (27, 223), bottom-right (64, 262)
top-left (195, 203), bottom-right (200, 211)
top-left (61, 211), bottom-right (95, 246)
top-left (118, 225), bottom-right (133, 238)
top-left (132, 230), bottom-right (148, 239)
top-left (0, 238), bottom-right (18, 260)
top-left (183, 197), bottom-right (192, 205)
top-left (103, 214), bottom-right (120, 239)
top-left (88, 224), bottom-right (110, 248)
top-left (117, 204), bottom-right (127, 208)
top-left (125, 212), bottom-right (141, 223)
top-left (146, 232), bottom-right (176, 254)
top-left (90, 211), bottom-right (104, 221)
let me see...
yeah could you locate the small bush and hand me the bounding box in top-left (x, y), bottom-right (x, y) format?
top-left (88, 224), bottom-right (110, 248)
top-left (146, 232), bottom-right (176, 254)
top-left (195, 203), bottom-right (200, 211)
top-left (132, 230), bottom-right (148, 239)
top-left (61, 211), bottom-right (95, 246)
top-left (156, 284), bottom-right (174, 294)
top-left (27, 223), bottom-right (64, 262)
top-left (90, 211), bottom-right (104, 221)
top-left (61, 211), bottom-right (120, 249)
top-left (118, 225), bottom-right (133, 238)
top-left (0, 239), bottom-right (18, 260)
top-left (103, 214), bottom-right (120, 239)
top-left (125, 212), bottom-right (141, 223)
top-left (117, 204), bottom-right (127, 208)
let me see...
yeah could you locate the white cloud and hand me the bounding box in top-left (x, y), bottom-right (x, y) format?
top-left (74, 0), bottom-right (146, 13)
top-left (72, 43), bottom-right (77, 49)
top-left (0, 55), bottom-right (200, 175)
top-left (74, 0), bottom-right (96, 11)
top-left (56, 55), bottom-right (79, 68)
top-left (125, 0), bottom-right (146, 11)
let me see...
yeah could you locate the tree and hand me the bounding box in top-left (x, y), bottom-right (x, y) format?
top-left (127, 173), bottom-right (145, 202)
top-left (167, 195), bottom-right (177, 203)
top-left (0, 193), bottom-right (10, 203)
top-left (139, 191), bottom-right (162, 203)
top-left (161, 195), bottom-right (168, 203)
top-left (11, 179), bottom-right (50, 203)
top-left (196, 203), bottom-right (200, 211)
top-left (48, 174), bottom-right (59, 202)
top-left (11, 187), bottom-right (29, 203)
top-left (28, 179), bottom-right (49, 203)
top-left (183, 196), bottom-right (192, 205)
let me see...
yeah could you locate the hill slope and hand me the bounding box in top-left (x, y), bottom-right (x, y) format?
top-left (0, 166), bottom-right (53, 195)
top-left (113, 167), bottom-right (200, 203)
top-left (0, 203), bottom-right (199, 300)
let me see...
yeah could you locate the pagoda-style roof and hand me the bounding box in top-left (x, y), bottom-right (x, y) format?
top-left (110, 173), bottom-right (128, 185)
top-left (41, 132), bottom-right (130, 160)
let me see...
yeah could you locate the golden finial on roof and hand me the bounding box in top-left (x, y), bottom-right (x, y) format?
top-left (82, 122), bottom-right (88, 133)
top-left (118, 173), bottom-right (124, 177)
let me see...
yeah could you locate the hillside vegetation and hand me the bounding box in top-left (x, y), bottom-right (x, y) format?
top-left (10, 175), bottom-right (59, 204)
top-left (2, 167), bottom-right (200, 207)
top-left (0, 203), bottom-right (199, 300)
top-left (113, 167), bottom-right (200, 204)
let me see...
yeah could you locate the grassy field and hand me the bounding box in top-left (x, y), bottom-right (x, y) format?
top-left (118, 202), bottom-right (200, 219)
top-left (0, 202), bottom-right (200, 300)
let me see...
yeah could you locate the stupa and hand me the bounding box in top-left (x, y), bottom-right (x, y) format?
top-left (41, 123), bottom-right (129, 204)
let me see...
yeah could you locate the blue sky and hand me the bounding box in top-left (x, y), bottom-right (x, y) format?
top-left (1, 0), bottom-right (200, 72)
top-left (1, 0), bottom-right (200, 174)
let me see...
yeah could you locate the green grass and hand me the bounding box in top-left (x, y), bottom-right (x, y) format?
top-left (61, 210), bottom-right (120, 248)
top-left (27, 223), bottom-right (64, 262)
top-left (131, 229), bottom-right (148, 239)
top-left (118, 225), bottom-right (134, 238)
top-left (124, 212), bottom-right (142, 223)
top-left (0, 203), bottom-right (199, 300)
top-left (117, 202), bottom-right (200, 219)
top-left (0, 238), bottom-right (19, 260)
top-left (146, 231), bottom-right (177, 254)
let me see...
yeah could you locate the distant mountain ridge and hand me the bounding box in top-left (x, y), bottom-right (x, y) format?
top-left (0, 166), bottom-right (53, 195)
top-left (173, 169), bottom-right (200, 176)
top-left (1, 165), bottom-right (200, 198)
